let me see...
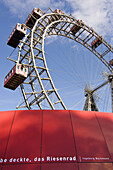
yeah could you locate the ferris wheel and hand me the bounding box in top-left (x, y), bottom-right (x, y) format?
top-left (4, 8), bottom-right (113, 112)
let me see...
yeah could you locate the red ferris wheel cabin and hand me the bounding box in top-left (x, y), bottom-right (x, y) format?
top-left (25, 8), bottom-right (42, 28)
top-left (4, 64), bottom-right (28, 90)
top-left (49, 9), bottom-right (64, 27)
top-left (54, 9), bottom-right (64, 15)
top-left (91, 36), bottom-right (103, 49)
top-left (7, 23), bottom-right (27, 48)
top-left (71, 20), bottom-right (84, 35)
top-left (109, 59), bottom-right (113, 66)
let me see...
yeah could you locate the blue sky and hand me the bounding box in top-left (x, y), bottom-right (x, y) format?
top-left (0, 0), bottom-right (113, 111)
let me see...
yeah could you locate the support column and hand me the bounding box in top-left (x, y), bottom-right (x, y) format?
top-left (110, 76), bottom-right (113, 113)
top-left (108, 75), bottom-right (113, 113)
top-left (83, 93), bottom-right (98, 111)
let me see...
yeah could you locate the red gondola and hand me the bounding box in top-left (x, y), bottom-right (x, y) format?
top-left (49, 9), bottom-right (63, 26)
top-left (54, 9), bottom-right (64, 15)
top-left (91, 36), bottom-right (103, 49)
top-left (109, 59), bottom-right (113, 66)
top-left (26, 8), bottom-right (42, 28)
top-left (71, 20), bottom-right (84, 35)
top-left (7, 23), bottom-right (27, 48)
top-left (4, 64), bottom-right (28, 90)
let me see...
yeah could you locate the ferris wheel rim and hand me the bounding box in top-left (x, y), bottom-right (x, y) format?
top-left (40, 18), bottom-right (112, 72)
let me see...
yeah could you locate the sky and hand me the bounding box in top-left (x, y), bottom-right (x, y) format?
top-left (0, 0), bottom-right (113, 111)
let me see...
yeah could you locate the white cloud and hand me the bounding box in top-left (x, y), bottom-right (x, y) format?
top-left (45, 35), bottom-right (58, 45)
top-left (2, 0), bottom-right (113, 43)
top-left (66, 0), bottom-right (113, 39)
top-left (2, 0), bottom-right (50, 18)
top-left (2, 0), bottom-right (65, 18)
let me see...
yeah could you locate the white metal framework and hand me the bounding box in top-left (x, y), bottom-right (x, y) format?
top-left (7, 8), bottom-right (113, 111)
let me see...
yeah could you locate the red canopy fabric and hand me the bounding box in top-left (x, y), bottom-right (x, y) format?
top-left (0, 110), bottom-right (113, 169)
